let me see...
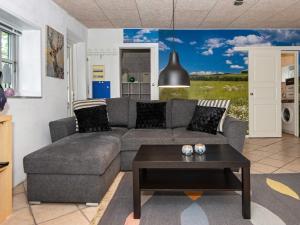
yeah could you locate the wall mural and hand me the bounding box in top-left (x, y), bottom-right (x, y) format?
top-left (124, 29), bottom-right (300, 122)
top-left (46, 26), bottom-right (64, 79)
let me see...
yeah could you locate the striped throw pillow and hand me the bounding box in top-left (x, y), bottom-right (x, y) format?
top-left (73, 99), bottom-right (107, 131)
top-left (197, 99), bottom-right (230, 132)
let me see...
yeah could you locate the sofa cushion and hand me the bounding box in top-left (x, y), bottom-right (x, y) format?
top-left (106, 97), bottom-right (129, 127)
top-left (121, 129), bottom-right (174, 151)
top-left (171, 99), bottom-right (197, 128)
top-left (128, 100), bottom-right (172, 128)
top-left (23, 128), bottom-right (127, 176)
top-left (173, 127), bottom-right (227, 145)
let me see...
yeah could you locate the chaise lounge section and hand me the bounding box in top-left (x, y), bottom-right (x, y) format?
top-left (23, 98), bottom-right (247, 204)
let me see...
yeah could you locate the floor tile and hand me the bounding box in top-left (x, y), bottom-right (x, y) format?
top-left (31, 203), bottom-right (78, 224)
top-left (251, 163), bottom-right (279, 173)
top-left (39, 211), bottom-right (89, 225)
top-left (243, 143), bottom-right (262, 152)
top-left (273, 168), bottom-right (298, 174)
top-left (258, 158), bottom-right (290, 168)
top-left (243, 150), bottom-right (272, 162)
top-left (13, 193), bottom-right (28, 211)
top-left (282, 159), bottom-right (300, 172)
top-left (13, 183), bottom-right (25, 195)
top-left (81, 206), bottom-right (98, 221)
top-left (245, 138), bottom-right (282, 147)
top-left (77, 204), bottom-right (87, 210)
top-left (1, 207), bottom-right (34, 225)
top-left (269, 154), bottom-right (297, 162)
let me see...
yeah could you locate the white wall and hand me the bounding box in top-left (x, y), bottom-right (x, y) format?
top-left (87, 29), bottom-right (159, 99)
top-left (88, 29), bottom-right (123, 98)
top-left (0, 0), bottom-right (88, 186)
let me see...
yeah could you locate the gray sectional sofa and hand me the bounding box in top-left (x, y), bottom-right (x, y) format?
top-left (23, 98), bottom-right (247, 205)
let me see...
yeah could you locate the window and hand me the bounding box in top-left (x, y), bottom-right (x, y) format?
top-left (0, 29), bottom-right (18, 93)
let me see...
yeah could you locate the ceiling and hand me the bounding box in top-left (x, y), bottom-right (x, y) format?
top-left (53, 0), bottom-right (300, 29)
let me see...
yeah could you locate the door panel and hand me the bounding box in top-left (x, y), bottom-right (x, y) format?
top-left (249, 48), bottom-right (281, 137)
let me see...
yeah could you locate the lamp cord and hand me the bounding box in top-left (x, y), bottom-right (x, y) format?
top-left (172, 0), bottom-right (175, 51)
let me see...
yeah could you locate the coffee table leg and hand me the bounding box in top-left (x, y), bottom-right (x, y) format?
top-left (242, 167), bottom-right (251, 219)
top-left (133, 166), bottom-right (141, 219)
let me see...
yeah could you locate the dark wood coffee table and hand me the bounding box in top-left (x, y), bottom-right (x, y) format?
top-left (132, 144), bottom-right (251, 219)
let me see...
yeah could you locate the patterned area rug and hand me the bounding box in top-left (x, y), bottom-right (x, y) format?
top-left (96, 172), bottom-right (300, 225)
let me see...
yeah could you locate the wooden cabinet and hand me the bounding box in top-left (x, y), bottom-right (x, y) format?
top-left (0, 115), bottom-right (12, 223)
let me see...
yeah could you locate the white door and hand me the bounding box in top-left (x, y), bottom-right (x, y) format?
top-left (150, 46), bottom-right (159, 100)
top-left (67, 44), bottom-right (75, 116)
top-left (249, 48), bottom-right (281, 137)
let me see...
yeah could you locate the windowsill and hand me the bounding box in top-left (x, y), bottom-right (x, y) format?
top-left (7, 96), bottom-right (42, 99)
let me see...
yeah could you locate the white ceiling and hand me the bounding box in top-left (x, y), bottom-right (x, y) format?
top-left (53, 0), bottom-right (300, 28)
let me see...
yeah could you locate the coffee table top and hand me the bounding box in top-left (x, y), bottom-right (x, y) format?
top-left (133, 144), bottom-right (250, 168)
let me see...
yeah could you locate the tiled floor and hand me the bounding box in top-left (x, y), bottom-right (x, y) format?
top-left (2, 134), bottom-right (300, 225)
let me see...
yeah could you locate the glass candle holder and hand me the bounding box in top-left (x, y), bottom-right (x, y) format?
top-left (182, 145), bottom-right (193, 156)
top-left (194, 143), bottom-right (206, 155)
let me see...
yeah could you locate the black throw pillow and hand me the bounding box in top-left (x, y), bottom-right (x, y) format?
top-left (74, 105), bottom-right (111, 133)
top-left (187, 105), bottom-right (226, 135)
top-left (136, 102), bottom-right (166, 129)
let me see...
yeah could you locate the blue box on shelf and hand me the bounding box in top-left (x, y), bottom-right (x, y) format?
top-left (92, 81), bottom-right (110, 99)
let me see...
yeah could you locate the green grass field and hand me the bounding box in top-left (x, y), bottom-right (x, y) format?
top-left (160, 80), bottom-right (249, 121)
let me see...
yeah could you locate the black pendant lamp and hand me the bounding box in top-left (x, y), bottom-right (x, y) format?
top-left (158, 0), bottom-right (190, 88)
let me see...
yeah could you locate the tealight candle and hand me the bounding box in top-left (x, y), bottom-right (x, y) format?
top-left (194, 143), bottom-right (206, 155)
top-left (182, 145), bottom-right (193, 156)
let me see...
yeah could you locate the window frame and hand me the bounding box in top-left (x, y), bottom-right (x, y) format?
top-left (0, 28), bottom-right (19, 93)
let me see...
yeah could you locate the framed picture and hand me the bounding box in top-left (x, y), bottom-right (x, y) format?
top-left (46, 26), bottom-right (64, 79)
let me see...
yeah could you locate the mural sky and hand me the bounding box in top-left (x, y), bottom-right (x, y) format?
top-left (124, 29), bottom-right (300, 74)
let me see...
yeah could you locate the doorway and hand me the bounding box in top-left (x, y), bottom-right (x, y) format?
top-left (281, 51), bottom-right (299, 137)
top-left (120, 48), bottom-right (151, 100)
top-left (240, 47), bottom-right (300, 138)
top-left (67, 44), bottom-right (75, 116)
top-left (119, 44), bottom-right (159, 100)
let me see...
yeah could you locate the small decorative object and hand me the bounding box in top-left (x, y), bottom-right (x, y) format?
top-left (4, 88), bottom-right (15, 97)
top-left (0, 72), bottom-right (7, 111)
top-left (122, 73), bottom-right (128, 83)
top-left (142, 73), bottom-right (150, 83)
top-left (182, 145), bottom-right (193, 156)
top-left (128, 76), bottom-right (135, 83)
top-left (46, 25), bottom-right (64, 79)
top-left (194, 143), bottom-right (206, 155)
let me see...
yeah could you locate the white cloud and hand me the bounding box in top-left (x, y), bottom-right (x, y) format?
top-left (223, 48), bottom-right (235, 57)
top-left (243, 57), bottom-right (248, 65)
top-left (190, 41), bottom-right (197, 45)
top-left (191, 71), bottom-right (221, 75)
top-left (137, 28), bottom-right (158, 35)
top-left (159, 41), bottom-right (170, 51)
top-left (205, 38), bottom-right (225, 49)
top-left (226, 60), bottom-right (232, 65)
top-left (226, 34), bottom-right (271, 47)
top-left (230, 65), bottom-right (244, 69)
top-left (166, 37), bottom-right (184, 43)
top-left (201, 38), bottom-right (225, 56)
top-left (201, 48), bottom-right (213, 56)
top-left (259, 29), bottom-right (300, 42)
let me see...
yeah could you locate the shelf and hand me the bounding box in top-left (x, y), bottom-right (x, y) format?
top-left (121, 82), bottom-right (150, 84)
top-left (140, 169), bottom-right (242, 192)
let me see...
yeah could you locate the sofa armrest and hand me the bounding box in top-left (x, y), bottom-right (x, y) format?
top-left (223, 116), bottom-right (247, 153)
top-left (49, 117), bottom-right (76, 142)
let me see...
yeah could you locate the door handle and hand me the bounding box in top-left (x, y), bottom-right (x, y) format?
top-left (250, 92), bottom-right (254, 96)
top-left (0, 162), bottom-right (9, 169)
